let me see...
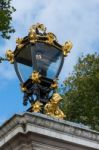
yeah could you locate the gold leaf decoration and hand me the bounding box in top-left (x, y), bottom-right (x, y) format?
top-left (44, 93), bottom-right (65, 119)
top-left (5, 50), bottom-right (14, 64)
top-left (16, 38), bottom-right (24, 49)
top-left (31, 101), bottom-right (43, 112)
top-left (46, 32), bottom-right (57, 45)
top-left (31, 71), bottom-right (41, 83)
top-left (62, 41), bottom-right (73, 56)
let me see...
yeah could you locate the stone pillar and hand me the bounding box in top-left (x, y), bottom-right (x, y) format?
top-left (0, 112), bottom-right (99, 150)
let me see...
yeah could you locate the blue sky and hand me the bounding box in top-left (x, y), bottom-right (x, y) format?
top-left (0, 0), bottom-right (99, 124)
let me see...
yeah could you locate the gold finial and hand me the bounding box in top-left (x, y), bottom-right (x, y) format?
top-left (62, 41), bottom-right (73, 56)
top-left (31, 71), bottom-right (41, 83)
top-left (36, 23), bottom-right (46, 33)
top-left (6, 50), bottom-right (14, 64)
top-left (16, 38), bottom-right (24, 49)
top-left (31, 101), bottom-right (43, 112)
top-left (30, 23), bottom-right (46, 33)
top-left (44, 93), bottom-right (65, 119)
top-left (29, 23), bottom-right (46, 34)
top-left (29, 23), bottom-right (46, 43)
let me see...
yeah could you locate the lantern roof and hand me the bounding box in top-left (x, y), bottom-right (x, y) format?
top-left (14, 23), bottom-right (73, 57)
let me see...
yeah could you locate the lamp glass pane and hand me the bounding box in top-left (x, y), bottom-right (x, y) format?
top-left (15, 44), bottom-right (33, 82)
top-left (31, 42), bottom-right (63, 79)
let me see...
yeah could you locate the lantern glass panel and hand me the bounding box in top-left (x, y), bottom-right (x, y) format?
top-left (15, 44), bottom-right (33, 82)
top-left (31, 42), bottom-right (63, 79)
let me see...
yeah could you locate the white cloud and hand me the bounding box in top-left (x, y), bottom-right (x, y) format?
top-left (0, 0), bottom-right (99, 81)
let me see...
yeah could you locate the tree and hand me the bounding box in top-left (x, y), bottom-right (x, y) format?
top-left (0, 0), bottom-right (16, 39)
top-left (62, 53), bottom-right (99, 131)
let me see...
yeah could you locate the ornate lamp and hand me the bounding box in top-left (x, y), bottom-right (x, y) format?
top-left (5, 23), bottom-right (73, 119)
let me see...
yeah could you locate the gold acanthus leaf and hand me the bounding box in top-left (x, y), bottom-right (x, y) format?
top-left (5, 50), bottom-right (14, 64)
top-left (62, 41), bottom-right (73, 56)
top-left (46, 32), bottom-right (57, 44)
top-left (16, 38), bottom-right (24, 49)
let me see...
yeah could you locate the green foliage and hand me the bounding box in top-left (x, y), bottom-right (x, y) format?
top-left (62, 53), bottom-right (99, 131)
top-left (0, 0), bottom-right (16, 39)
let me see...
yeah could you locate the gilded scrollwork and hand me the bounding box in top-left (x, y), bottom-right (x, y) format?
top-left (6, 50), bottom-right (14, 64)
top-left (44, 93), bottom-right (65, 119)
top-left (46, 32), bottom-right (57, 45)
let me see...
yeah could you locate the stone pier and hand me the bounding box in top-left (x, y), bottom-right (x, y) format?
top-left (0, 112), bottom-right (99, 150)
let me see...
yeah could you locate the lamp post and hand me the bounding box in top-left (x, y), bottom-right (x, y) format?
top-left (5, 23), bottom-right (73, 119)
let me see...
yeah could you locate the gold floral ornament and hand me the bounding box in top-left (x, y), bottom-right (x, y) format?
top-left (6, 50), bottom-right (14, 64)
top-left (62, 41), bottom-right (73, 56)
top-left (31, 101), bottom-right (43, 112)
top-left (44, 93), bottom-right (65, 119)
top-left (31, 71), bottom-right (41, 83)
top-left (16, 38), bottom-right (24, 49)
top-left (46, 32), bottom-right (57, 45)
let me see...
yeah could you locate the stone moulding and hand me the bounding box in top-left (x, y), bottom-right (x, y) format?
top-left (0, 112), bottom-right (99, 149)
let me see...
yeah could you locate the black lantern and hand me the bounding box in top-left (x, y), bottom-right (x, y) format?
top-left (6, 23), bottom-right (72, 118)
top-left (14, 42), bottom-right (64, 83)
